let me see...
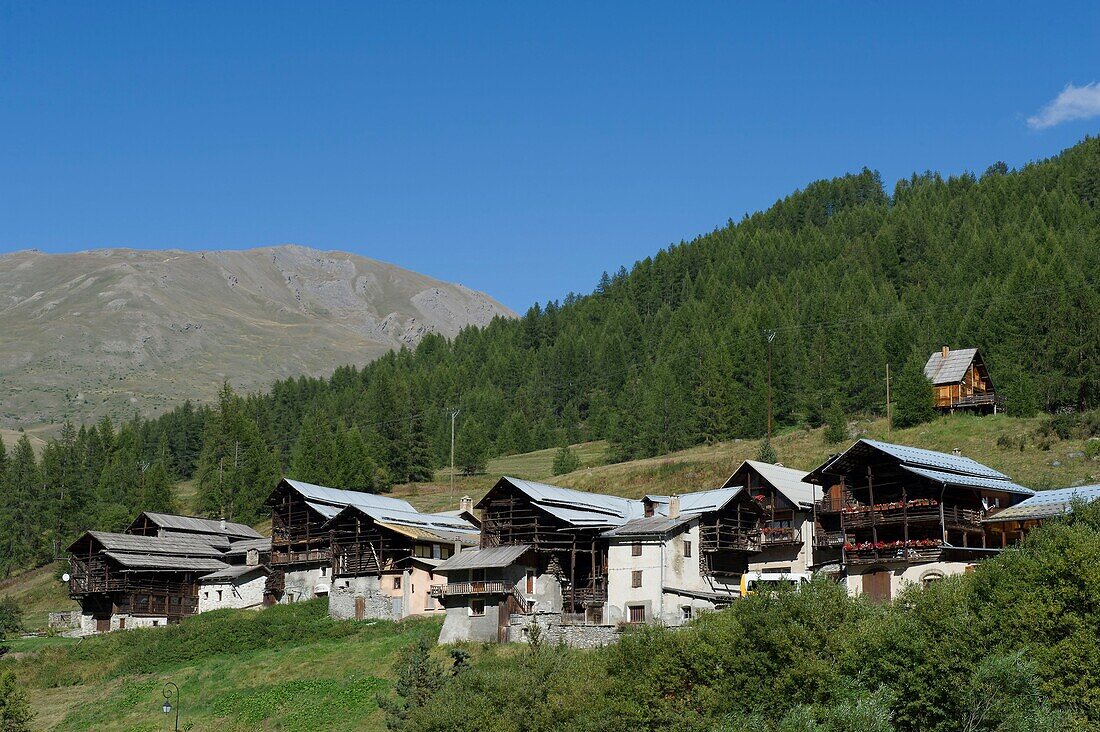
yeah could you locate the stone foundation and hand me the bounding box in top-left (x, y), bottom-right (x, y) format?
top-left (509, 612), bottom-right (620, 648)
top-left (328, 576), bottom-right (398, 621)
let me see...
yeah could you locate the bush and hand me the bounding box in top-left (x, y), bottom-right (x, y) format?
top-left (552, 445), bottom-right (582, 476)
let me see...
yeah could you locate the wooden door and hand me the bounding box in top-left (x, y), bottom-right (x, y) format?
top-left (862, 569), bottom-right (891, 603)
top-left (497, 601), bottom-right (509, 643)
top-left (354, 596), bottom-right (365, 621)
top-left (118, 617), bottom-right (125, 629)
top-left (95, 616), bottom-right (110, 632)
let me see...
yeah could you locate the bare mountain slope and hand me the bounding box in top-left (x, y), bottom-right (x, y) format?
top-left (0, 245), bottom-right (514, 428)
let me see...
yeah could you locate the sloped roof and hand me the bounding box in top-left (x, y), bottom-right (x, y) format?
top-left (278, 478), bottom-right (417, 513)
top-left (225, 538), bottom-right (272, 557)
top-left (131, 512), bottom-right (262, 539)
top-left (924, 348), bottom-right (979, 385)
top-left (103, 552), bottom-right (228, 572)
top-left (199, 564), bottom-right (269, 582)
top-left (602, 514), bottom-right (692, 537)
top-left (374, 521), bottom-right (479, 545)
top-left (901, 465), bottom-right (1033, 497)
top-left (984, 485), bottom-right (1100, 523)
top-left (480, 477), bottom-right (643, 528)
top-left (807, 439), bottom-right (1009, 482)
top-left (82, 531), bottom-right (226, 557)
top-left (434, 544), bottom-right (534, 573)
top-left (725, 460), bottom-right (820, 508)
top-left (322, 502), bottom-right (479, 540)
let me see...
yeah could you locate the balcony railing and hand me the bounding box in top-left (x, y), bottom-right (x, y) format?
top-left (270, 548), bottom-right (331, 565)
top-left (430, 580), bottom-right (508, 598)
top-left (760, 527), bottom-right (802, 546)
top-left (700, 525), bottom-right (762, 553)
top-left (844, 544), bottom-right (944, 565)
top-left (841, 503), bottom-right (983, 529)
top-left (813, 531), bottom-right (848, 549)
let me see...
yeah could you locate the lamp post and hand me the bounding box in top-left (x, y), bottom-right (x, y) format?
top-left (162, 681), bottom-right (180, 731)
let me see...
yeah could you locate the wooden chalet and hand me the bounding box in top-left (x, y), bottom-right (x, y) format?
top-left (923, 346), bottom-right (1003, 413)
top-left (721, 460), bottom-right (818, 555)
top-left (127, 511), bottom-right (263, 544)
top-left (806, 439), bottom-right (1033, 601)
top-left (983, 484), bottom-right (1100, 546)
top-left (67, 531), bottom-right (229, 631)
top-left (475, 476), bottom-right (642, 615)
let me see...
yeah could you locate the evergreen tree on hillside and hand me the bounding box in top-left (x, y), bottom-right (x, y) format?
top-left (338, 425), bottom-right (389, 493)
top-left (141, 435), bottom-right (176, 514)
top-left (0, 437), bottom-right (45, 575)
top-left (552, 444), bottom-right (581, 476)
top-left (824, 401), bottom-right (848, 445)
top-left (892, 356), bottom-right (937, 429)
top-left (288, 411), bottom-right (339, 485)
top-left (0, 439), bottom-right (7, 483)
top-left (455, 418), bottom-right (488, 475)
top-left (195, 383), bottom-right (278, 523)
top-left (756, 437), bottom-right (778, 464)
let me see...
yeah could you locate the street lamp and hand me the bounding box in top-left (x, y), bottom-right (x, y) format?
top-left (162, 681), bottom-right (180, 731)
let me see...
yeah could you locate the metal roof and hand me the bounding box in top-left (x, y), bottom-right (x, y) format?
top-left (321, 502), bottom-right (479, 537)
top-left (901, 465), bottom-right (1034, 497)
top-left (808, 439), bottom-right (1009, 482)
top-left (280, 478), bottom-right (416, 512)
top-left (434, 544), bottom-right (534, 573)
top-left (85, 531), bottom-right (226, 557)
top-left (103, 552), bottom-right (229, 572)
top-left (602, 515), bottom-right (692, 537)
top-left (983, 485), bottom-right (1100, 523)
top-left (481, 477), bottom-right (643, 527)
top-left (305, 500), bottom-right (341, 520)
top-left (225, 538), bottom-right (272, 556)
top-left (374, 520), bottom-right (479, 545)
top-left (923, 348), bottom-right (979, 385)
top-left (199, 564), bottom-right (269, 582)
top-left (132, 512), bottom-right (263, 539)
top-left (740, 460), bottom-right (819, 508)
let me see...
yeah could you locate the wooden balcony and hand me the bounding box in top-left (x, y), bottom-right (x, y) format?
top-left (760, 527), bottom-right (802, 547)
top-left (813, 531), bottom-right (848, 549)
top-left (270, 547), bottom-right (331, 566)
top-left (845, 545), bottom-right (944, 565)
top-left (842, 503), bottom-right (982, 529)
top-left (700, 524), bottom-right (762, 553)
top-left (430, 580), bottom-right (508, 598)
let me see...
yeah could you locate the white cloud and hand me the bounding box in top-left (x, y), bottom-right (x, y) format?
top-left (1027, 82), bottom-right (1100, 130)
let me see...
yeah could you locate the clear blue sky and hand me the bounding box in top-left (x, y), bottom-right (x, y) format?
top-left (2, 2), bottom-right (1098, 311)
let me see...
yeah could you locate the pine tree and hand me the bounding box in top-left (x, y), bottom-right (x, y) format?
top-left (338, 425), bottom-right (384, 493)
top-left (892, 355), bottom-right (937, 429)
top-left (288, 411), bottom-right (338, 485)
top-left (552, 444), bottom-right (581, 476)
top-left (455, 418), bottom-right (489, 476)
top-left (756, 437), bottom-right (778, 464)
top-left (0, 669), bottom-right (34, 732)
top-left (823, 401), bottom-right (848, 445)
top-left (0, 436), bottom-right (45, 575)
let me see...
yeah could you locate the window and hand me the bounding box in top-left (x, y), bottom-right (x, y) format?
top-left (470, 599), bottom-right (485, 617)
top-left (393, 577), bottom-right (402, 590)
top-left (321, 566), bottom-right (327, 576)
top-left (415, 544), bottom-right (430, 558)
top-left (681, 606), bottom-right (692, 622)
top-left (683, 539), bottom-right (692, 558)
top-left (632, 542), bottom-right (642, 556)
top-left (644, 502), bottom-right (655, 517)
top-left (203, 591), bottom-right (209, 600)
top-left (628, 605), bottom-right (646, 623)
top-left (216, 590), bottom-right (222, 602)
top-left (441, 545), bottom-right (454, 559)
top-left (920, 572), bottom-right (944, 589)
top-left (432, 544), bottom-right (442, 559)
top-left (153, 620), bottom-right (160, 627)
top-left (632, 570), bottom-right (642, 588)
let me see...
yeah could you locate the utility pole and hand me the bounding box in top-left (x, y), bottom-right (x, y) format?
top-left (765, 330), bottom-right (776, 440)
top-left (885, 363), bottom-right (892, 435)
top-left (449, 408), bottom-right (460, 497)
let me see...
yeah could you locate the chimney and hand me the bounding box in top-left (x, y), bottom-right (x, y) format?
top-left (220, 518), bottom-right (227, 531)
top-left (941, 345), bottom-right (950, 359)
top-left (459, 495), bottom-right (473, 513)
top-left (952, 447), bottom-right (961, 456)
top-left (668, 495), bottom-right (681, 519)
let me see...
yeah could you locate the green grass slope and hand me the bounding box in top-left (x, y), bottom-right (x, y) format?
top-left (4, 601), bottom-right (446, 732)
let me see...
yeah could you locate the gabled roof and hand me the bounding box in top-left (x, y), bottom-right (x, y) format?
top-left (924, 347), bottom-right (980, 385)
top-left (225, 538), bottom-right (272, 557)
top-left (602, 514), bottom-right (692, 538)
top-left (434, 544), bottom-right (534, 573)
top-left (806, 439), bottom-right (1010, 483)
top-left (722, 460), bottom-right (819, 508)
top-left (479, 477), bottom-right (643, 528)
top-left (129, 512), bottom-right (262, 539)
top-left (275, 478), bottom-right (417, 514)
top-left (103, 552), bottom-right (228, 572)
top-left (901, 465), bottom-right (1033, 497)
top-left (73, 531), bottom-right (227, 557)
top-left (321, 502), bottom-right (479, 543)
top-left (983, 485), bottom-right (1100, 523)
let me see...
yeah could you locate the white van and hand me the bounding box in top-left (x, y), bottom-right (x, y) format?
top-left (739, 572), bottom-right (811, 596)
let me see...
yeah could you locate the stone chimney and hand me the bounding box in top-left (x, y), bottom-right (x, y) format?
top-left (941, 345), bottom-right (950, 359)
top-left (952, 447), bottom-right (962, 456)
top-left (668, 495), bottom-right (681, 519)
top-left (220, 518), bottom-right (227, 531)
top-left (459, 495), bottom-right (473, 513)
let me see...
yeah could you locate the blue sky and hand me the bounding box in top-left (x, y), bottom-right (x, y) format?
top-left (1, 2), bottom-right (1098, 312)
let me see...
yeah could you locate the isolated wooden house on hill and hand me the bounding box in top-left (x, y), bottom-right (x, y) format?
top-left (923, 346), bottom-right (1003, 413)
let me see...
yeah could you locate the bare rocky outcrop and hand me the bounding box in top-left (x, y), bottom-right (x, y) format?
top-left (0, 245), bottom-right (515, 429)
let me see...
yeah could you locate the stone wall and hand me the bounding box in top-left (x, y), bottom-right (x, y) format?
top-left (509, 612), bottom-right (621, 648)
top-left (328, 576), bottom-right (398, 621)
top-left (48, 610), bottom-right (81, 630)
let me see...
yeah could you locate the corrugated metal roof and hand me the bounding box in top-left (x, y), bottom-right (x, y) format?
top-left (923, 348), bottom-right (979, 385)
top-left (374, 521), bottom-right (479, 545)
top-left (602, 515), bottom-right (692, 537)
top-left (901, 465), bottom-right (1034, 496)
top-left (741, 460), bottom-right (820, 508)
top-left (435, 544), bottom-right (534, 573)
top-left (225, 538), bottom-right (272, 556)
top-left (862, 439), bottom-right (1008, 478)
top-left (200, 564), bottom-right (269, 581)
top-left (88, 531), bottom-right (226, 557)
top-left (322, 502), bottom-right (478, 536)
top-left (677, 487), bottom-right (742, 515)
top-left (484, 477), bottom-right (643, 527)
top-left (103, 552), bottom-right (229, 572)
top-left (281, 478), bottom-right (416, 513)
top-left (134, 512), bottom-right (263, 539)
top-left (984, 485), bottom-right (1100, 523)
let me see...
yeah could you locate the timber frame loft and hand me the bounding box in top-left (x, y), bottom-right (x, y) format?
top-left (806, 440), bottom-right (1033, 568)
top-left (477, 481), bottom-right (609, 612)
top-left (696, 496), bottom-right (765, 577)
top-left (923, 346), bottom-right (1004, 414)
